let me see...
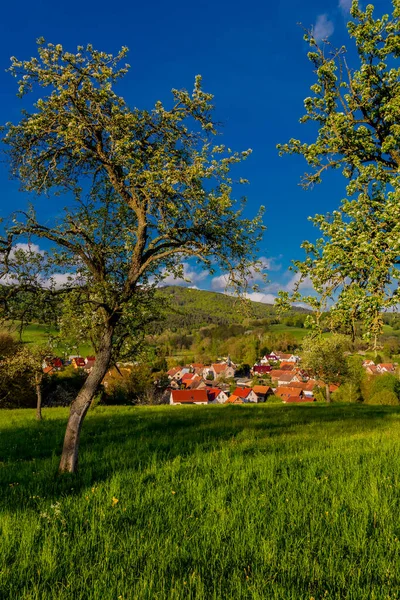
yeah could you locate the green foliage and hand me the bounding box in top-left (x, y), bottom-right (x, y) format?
top-left (366, 389), bottom-right (399, 405)
top-left (278, 1), bottom-right (400, 341)
top-left (370, 373), bottom-right (400, 398)
top-left (302, 334), bottom-right (348, 390)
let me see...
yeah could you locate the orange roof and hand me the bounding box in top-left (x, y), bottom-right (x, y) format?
top-left (225, 395), bottom-right (244, 404)
top-left (171, 390), bottom-right (208, 403)
top-left (167, 367), bottom-right (181, 376)
top-left (212, 363), bottom-right (228, 374)
top-left (276, 373), bottom-right (297, 383)
top-left (191, 363), bottom-right (204, 368)
top-left (253, 385), bottom-right (272, 394)
top-left (378, 363), bottom-right (394, 370)
top-left (279, 362), bottom-right (295, 370)
top-left (275, 386), bottom-right (302, 399)
top-left (285, 396), bottom-right (312, 403)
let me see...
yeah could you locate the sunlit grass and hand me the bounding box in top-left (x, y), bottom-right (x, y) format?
top-left (1, 404), bottom-right (400, 599)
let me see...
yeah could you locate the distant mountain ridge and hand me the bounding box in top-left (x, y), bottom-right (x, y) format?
top-left (155, 286), bottom-right (308, 332)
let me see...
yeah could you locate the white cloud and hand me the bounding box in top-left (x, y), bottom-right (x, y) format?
top-left (43, 273), bottom-right (81, 290)
top-left (210, 256), bottom-right (280, 291)
top-left (211, 273), bottom-right (230, 291)
top-left (160, 262), bottom-right (208, 287)
top-left (8, 243), bottom-right (45, 260)
top-left (284, 273), bottom-right (314, 292)
top-left (339, 0), bottom-right (352, 13)
top-left (244, 292), bottom-right (277, 305)
top-left (313, 14), bottom-right (334, 41)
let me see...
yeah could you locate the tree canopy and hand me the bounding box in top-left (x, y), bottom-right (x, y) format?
top-left (278, 1), bottom-right (400, 344)
top-left (0, 41), bottom-right (265, 471)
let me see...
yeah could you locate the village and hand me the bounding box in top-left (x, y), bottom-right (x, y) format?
top-left (41, 349), bottom-right (398, 406)
top-left (164, 352), bottom-right (398, 405)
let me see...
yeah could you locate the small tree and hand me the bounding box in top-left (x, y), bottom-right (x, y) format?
top-left (302, 335), bottom-right (348, 403)
top-left (1, 42), bottom-right (264, 472)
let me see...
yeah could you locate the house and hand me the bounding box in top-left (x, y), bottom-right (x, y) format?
top-left (362, 360), bottom-right (375, 368)
top-left (275, 386), bottom-right (303, 402)
top-left (273, 352), bottom-right (300, 363)
top-left (252, 365), bottom-right (272, 375)
top-left (225, 395), bottom-right (244, 404)
top-left (181, 373), bottom-right (202, 389)
top-left (169, 390), bottom-right (208, 405)
top-left (190, 363), bottom-right (205, 376)
top-left (72, 357), bottom-right (86, 369)
top-left (286, 381), bottom-right (316, 398)
top-left (206, 363), bottom-right (235, 380)
top-left (279, 362), bottom-right (296, 371)
top-left (236, 379), bottom-right (253, 387)
top-left (377, 363), bottom-right (395, 373)
top-left (167, 367), bottom-right (181, 380)
top-left (366, 365), bottom-right (378, 375)
top-left (168, 366), bottom-right (190, 381)
top-left (252, 385), bottom-right (273, 402)
top-left (231, 387), bottom-right (258, 403)
top-left (43, 365), bottom-right (55, 375)
top-left (260, 353), bottom-right (279, 364)
top-left (285, 395), bottom-right (313, 403)
top-left (270, 370), bottom-right (301, 386)
top-left (207, 388), bottom-right (229, 404)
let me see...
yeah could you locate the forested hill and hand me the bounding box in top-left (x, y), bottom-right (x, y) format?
top-left (155, 286), bottom-right (308, 332)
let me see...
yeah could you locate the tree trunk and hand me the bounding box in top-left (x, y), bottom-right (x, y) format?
top-left (35, 374), bottom-right (43, 421)
top-left (58, 326), bottom-right (114, 473)
top-left (325, 383), bottom-right (331, 404)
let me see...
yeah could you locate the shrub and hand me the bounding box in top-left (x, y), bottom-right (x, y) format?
top-left (370, 373), bottom-right (400, 398)
top-left (332, 382), bottom-right (362, 403)
top-left (365, 390), bottom-right (399, 406)
top-left (267, 395), bottom-right (283, 404)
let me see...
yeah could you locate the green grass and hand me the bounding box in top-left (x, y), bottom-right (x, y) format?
top-left (268, 324), bottom-right (310, 340)
top-left (2, 323), bottom-right (94, 357)
top-left (1, 404), bottom-right (400, 599)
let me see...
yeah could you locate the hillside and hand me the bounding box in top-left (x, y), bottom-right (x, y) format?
top-left (155, 285), bottom-right (307, 332)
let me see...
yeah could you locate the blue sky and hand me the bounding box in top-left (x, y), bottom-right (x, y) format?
top-left (0, 0), bottom-right (393, 303)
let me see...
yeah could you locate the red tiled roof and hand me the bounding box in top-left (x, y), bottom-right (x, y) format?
top-left (285, 396), bottom-right (313, 403)
top-left (253, 365), bottom-right (272, 373)
top-left (171, 390), bottom-right (208, 404)
top-left (232, 387), bottom-right (252, 398)
top-left (181, 373), bottom-right (195, 382)
top-left (167, 367), bottom-right (181, 376)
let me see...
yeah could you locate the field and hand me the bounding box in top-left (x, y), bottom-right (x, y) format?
top-left (1, 404), bottom-right (400, 599)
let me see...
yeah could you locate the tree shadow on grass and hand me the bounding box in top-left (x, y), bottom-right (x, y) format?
top-left (0, 403), bottom-right (399, 510)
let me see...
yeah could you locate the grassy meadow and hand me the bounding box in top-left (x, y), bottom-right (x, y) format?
top-left (1, 404), bottom-right (400, 599)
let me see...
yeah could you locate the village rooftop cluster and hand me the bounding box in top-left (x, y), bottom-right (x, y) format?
top-left (166, 353), bottom-right (397, 405)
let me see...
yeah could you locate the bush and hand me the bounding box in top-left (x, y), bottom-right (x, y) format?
top-left (267, 395), bottom-right (283, 404)
top-left (370, 373), bottom-right (400, 398)
top-left (332, 383), bottom-right (362, 403)
top-left (365, 390), bottom-right (399, 406)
